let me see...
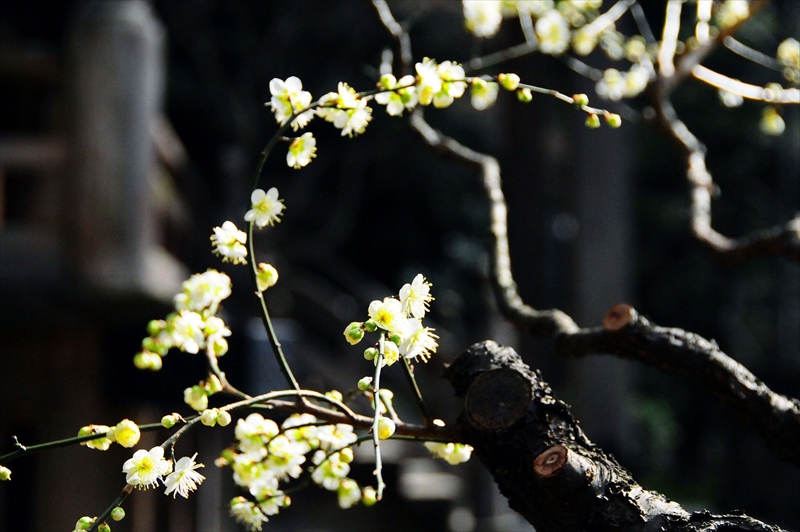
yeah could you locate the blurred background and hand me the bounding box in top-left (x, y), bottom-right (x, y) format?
top-left (1, 1), bottom-right (798, 530)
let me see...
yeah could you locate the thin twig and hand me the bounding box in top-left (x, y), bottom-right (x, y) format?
top-left (402, 357), bottom-right (432, 425)
top-left (372, 336), bottom-right (386, 499)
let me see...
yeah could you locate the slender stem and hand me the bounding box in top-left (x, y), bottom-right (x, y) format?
top-left (206, 351), bottom-right (250, 398)
top-left (0, 422), bottom-right (165, 464)
top-left (402, 357), bottom-right (431, 425)
top-left (517, 81), bottom-right (611, 115)
top-left (372, 335), bottom-right (386, 499)
top-left (87, 484), bottom-right (134, 532)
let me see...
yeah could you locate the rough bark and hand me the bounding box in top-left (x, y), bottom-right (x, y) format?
top-left (444, 340), bottom-right (787, 532)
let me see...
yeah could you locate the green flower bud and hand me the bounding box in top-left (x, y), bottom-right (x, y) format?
top-left (378, 74), bottom-right (395, 89)
top-left (141, 337), bottom-right (158, 353)
top-left (498, 73), bottom-right (520, 91)
top-left (0, 465), bottom-right (11, 481)
top-left (389, 333), bottom-right (402, 346)
top-left (75, 517), bottom-right (95, 530)
top-left (604, 112), bottom-right (622, 128)
top-left (572, 93), bottom-right (589, 107)
top-left (111, 507), bottom-right (125, 522)
top-left (256, 263), bottom-right (279, 292)
top-left (363, 347), bottom-right (378, 361)
top-left (211, 337), bottom-right (229, 357)
top-left (585, 113), bottom-right (601, 128)
top-left (339, 447), bottom-right (354, 463)
top-left (516, 87), bottom-right (533, 103)
top-left (133, 352), bottom-right (149, 370)
top-left (147, 319), bottom-right (164, 336)
top-left (361, 486), bottom-right (378, 506)
top-left (98, 523), bottom-right (111, 532)
top-left (161, 414), bottom-right (177, 429)
top-left (344, 322), bottom-right (365, 345)
top-left (357, 376), bottom-right (373, 391)
top-left (148, 353), bottom-right (162, 371)
top-left (364, 319), bottom-right (378, 332)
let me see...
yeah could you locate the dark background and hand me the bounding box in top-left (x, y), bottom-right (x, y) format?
top-left (1, 1), bottom-right (798, 530)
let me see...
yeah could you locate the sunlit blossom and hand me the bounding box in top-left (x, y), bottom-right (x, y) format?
top-left (164, 453), bottom-right (205, 498)
top-left (245, 188), bottom-right (284, 228)
top-left (211, 221), bottom-right (248, 264)
top-left (123, 446), bottom-right (172, 489)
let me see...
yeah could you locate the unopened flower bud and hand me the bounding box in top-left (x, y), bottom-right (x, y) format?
top-left (217, 410), bottom-right (232, 426)
top-left (498, 73), bottom-right (520, 91)
top-left (339, 448), bottom-right (354, 463)
top-left (378, 74), bottom-right (395, 89)
top-left (363, 347), bottom-right (378, 361)
top-left (98, 523), bottom-right (111, 532)
top-left (604, 112), bottom-right (622, 128)
top-left (256, 263), bottom-right (279, 292)
top-left (344, 322), bottom-right (365, 345)
top-left (147, 319), bottom-right (165, 336)
top-left (161, 414), bottom-right (179, 428)
top-left (377, 417), bottom-right (396, 440)
top-left (0, 465), bottom-right (10, 481)
top-left (141, 337), bottom-right (158, 353)
top-left (517, 87), bottom-right (533, 103)
top-left (148, 353), bottom-right (163, 371)
top-left (361, 486), bottom-right (378, 506)
top-left (210, 336), bottom-right (229, 356)
top-left (357, 376), bottom-right (373, 391)
top-left (201, 409), bottom-right (218, 427)
top-left (282, 495), bottom-right (292, 507)
top-left (364, 320), bottom-right (378, 332)
top-left (206, 375), bottom-right (223, 394)
top-left (389, 333), bottom-right (401, 346)
top-left (573, 93), bottom-right (589, 107)
top-left (111, 507), bottom-right (125, 521)
top-left (133, 352), bottom-right (149, 370)
top-left (585, 113), bottom-right (601, 128)
top-left (75, 517), bottom-right (95, 530)
top-left (325, 390), bottom-right (343, 402)
top-left (114, 419), bottom-right (141, 448)
top-left (184, 385), bottom-right (209, 411)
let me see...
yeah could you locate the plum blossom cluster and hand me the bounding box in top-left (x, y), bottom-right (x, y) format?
top-left (122, 445), bottom-right (205, 499)
top-left (343, 274), bottom-right (439, 367)
top-left (267, 57), bottom-right (579, 173)
top-left (77, 419), bottom-right (141, 451)
top-left (424, 441), bottom-right (474, 465)
top-left (218, 411), bottom-right (373, 531)
top-left (134, 270), bottom-right (233, 371)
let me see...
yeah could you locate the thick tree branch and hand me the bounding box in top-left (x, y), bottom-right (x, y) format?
top-left (408, 110), bottom-right (800, 465)
top-left (445, 341), bottom-right (787, 532)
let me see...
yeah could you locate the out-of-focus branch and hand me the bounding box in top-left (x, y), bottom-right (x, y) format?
top-left (408, 109), bottom-right (800, 464)
top-left (370, 0), bottom-right (412, 74)
top-left (649, 0), bottom-right (799, 263)
top-left (409, 109), bottom-right (579, 339)
top-left (724, 36), bottom-right (785, 71)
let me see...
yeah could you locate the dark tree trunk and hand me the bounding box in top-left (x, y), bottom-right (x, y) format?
top-left (444, 341), bottom-right (786, 532)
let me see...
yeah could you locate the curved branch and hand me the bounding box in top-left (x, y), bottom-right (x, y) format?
top-left (408, 109), bottom-right (800, 465)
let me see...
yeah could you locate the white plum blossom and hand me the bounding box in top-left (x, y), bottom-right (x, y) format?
top-left (236, 413), bottom-right (280, 459)
top-left (470, 78), bottom-right (499, 110)
top-left (623, 64), bottom-right (650, 98)
top-left (123, 446), bottom-right (172, 489)
top-left (211, 221), bottom-right (248, 264)
top-left (286, 132), bottom-right (317, 169)
top-left (572, 27), bottom-right (598, 56)
top-left (164, 453), bottom-right (205, 498)
top-left (463, 1), bottom-right (503, 38)
top-left (266, 435), bottom-right (306, 481)
top-left (535, 10), bottom-right (570, 55)
top-left (424, 442), bottom-right (474, 465)
top-left (171, 310), bottom-right (206, 354)
top-left (399, 274), bottom-right (434, 319)
top-left (174, 270), bottom-right (232, 312)
top-left (433, 61), bottom-right (467, 108)
top-left (337, 478), bottom-right (361, 509)
top-left (269, 76), bottom-right (314, 131)
top-left (317, 83), bottom-right (373, 137)
top-left (399, 319), bottom-right (439, 362)
top-left (368, 297), bottom-right (406, 333)
top-left (245, 188), bottom-right (284, 228)
top-left (415, 58), bottom-right (443, 106)
top-left (316, 424), bottom-right (358, 451)
top-left (595, 68), bottom-right (625, 101)
top-left (258, 491), bottom-right (288, 516)
top-left (374, 74), bottom-right (418, 116)
top-left (311, 451), bottom-right (350, 490)
top-left (230, 497), bottom-right (269, 531)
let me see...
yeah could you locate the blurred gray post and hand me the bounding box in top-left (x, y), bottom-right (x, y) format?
top-left (67, 1), bottom-right (181, 300)
top-left (570, 118), bottom-right (634, 458)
